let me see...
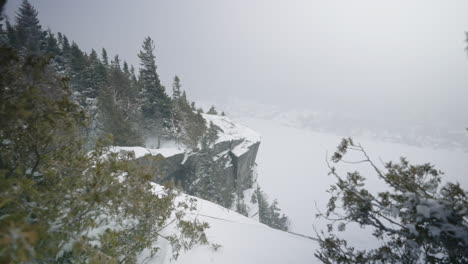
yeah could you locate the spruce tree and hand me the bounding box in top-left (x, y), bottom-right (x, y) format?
top-left (172, 75), bottom-right (182, 99)
top-left (0, 0), bottom-right (6, 14)
top-left (138, 37), bottom-right (171, 122)
top-left (68, 42), bottom-right (88, 96)
top-left (101, 47), bottom-right (109, 65)
top-left (207, 105), bottom-right (218, 115)
top-left (85, 49), bottom-right (106, 98)
top-left (0, 43), bottom-right (209, 262)
top-left (138, 37), bottom-right (172, 146)
top-left (4, 20), bottom-right (16, 47)
top-left (0, 13), bottom-right (6, 45)
top-left (315, 138), bottom-right (468, 263)
top-left (15, 0), bottom-right (44, 54)
top-left (45, 29), bottom-right (60, 54)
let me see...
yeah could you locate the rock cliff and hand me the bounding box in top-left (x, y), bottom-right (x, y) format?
top-left (112, 114), bottom-right (261, 210)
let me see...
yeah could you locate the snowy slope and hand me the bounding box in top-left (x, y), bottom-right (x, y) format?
top-left (143, 186), bottom-right (317, 264)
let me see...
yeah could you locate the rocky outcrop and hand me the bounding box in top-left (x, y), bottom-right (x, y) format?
top-left (114, 114), bottom-right (261, 195)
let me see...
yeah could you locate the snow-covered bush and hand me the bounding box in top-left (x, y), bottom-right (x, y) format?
top-left (316, 138), bottom-right (468, 264)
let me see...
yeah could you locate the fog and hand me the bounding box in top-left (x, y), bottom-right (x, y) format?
top-left (5, 0), bottom-right (468, 125)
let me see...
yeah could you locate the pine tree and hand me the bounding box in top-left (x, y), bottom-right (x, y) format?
top-left (0, 4), bottom-right (211, 260)
top-left (254, 187), bottom-right (289, 231)
top-left (15, 0), bottom-right (44, 54)
top-left (123, 61), bottom-right (130, 75)
top-left (101, 47), bottom-right (109, 65)
top-left (86, 49), bottom-right (106, 98)
top-left (0, 13), bottom-right (6, 45)
top-left (0, 43), bottom-right (209, 262)
top-left (172, 75), bottom-right (182, 99)
top-left (62, 34), bottom-right (70, 52)
top-left (138, 36), bottom-right (172, 144)
top-left (68, 42), bottom-right (88, 96)
top-left (0, 0), bottom-right (6, 14)
top-left (316, 138), bottom-right (468, 263)
top-left (45, 29), bottom-right (60, 54)
top-left (4, 20), bottom-right (16, 47)
top-left (207, 105), bottom-right (218, 115)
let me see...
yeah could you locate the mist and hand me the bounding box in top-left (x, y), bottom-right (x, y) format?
top-left (5, 0), bottom-right (468, 126)
top-left (3, 1), bottom-right (468, 262)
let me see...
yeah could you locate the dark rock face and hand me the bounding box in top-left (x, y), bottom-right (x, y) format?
top-left (134, 139), bottom-right (260, 193)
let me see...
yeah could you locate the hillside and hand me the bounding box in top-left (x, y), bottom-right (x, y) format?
top-left (141, 184), bottom-right (316, 264)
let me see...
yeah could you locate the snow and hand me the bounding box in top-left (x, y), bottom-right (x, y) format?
top-left (109, 115), bottom-right (260, 161)
top-left (416, 204), bottom-right (431, 218)
top-left (143, 183), bottom-right (316, 264)
top-left (203, 114), bottom-right (261, 145)
top-left (203, 113), bottom-right (261, 159)
top-left (109, 146), bottom-right (186, 159)
top-left (235, 116), bottom-right (468, 251)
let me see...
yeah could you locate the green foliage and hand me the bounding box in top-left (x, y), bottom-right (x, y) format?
top-left (316, 138), bottom-right (468, 264)
top-left (3, 3), bottom-right (208, 148)
top-left (207, 105), bottom-right (218, 115)
top-left (254, 187), bottom-right (290, 231)
top-left (170, 76), bottom-right (207, 147)
top-left (96, 54), bottom-right (142, 146)
top-left (14, 0), bottom-right (44, 55)
top-left (0, 41), bottom-right (209, 263)
top-left (138, 37), bottom-right (171, 125)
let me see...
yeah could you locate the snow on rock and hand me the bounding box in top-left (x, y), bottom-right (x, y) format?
top-left (203, 113), bottom-right (261, 146)
top-left (109, 146), bottom-right (186, 159)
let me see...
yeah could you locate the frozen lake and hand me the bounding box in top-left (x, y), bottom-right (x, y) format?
top-left (237, 117), bottom-right (468, 244)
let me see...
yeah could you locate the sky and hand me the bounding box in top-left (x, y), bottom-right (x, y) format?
top-left (4, 0), bottom-right (468, 125)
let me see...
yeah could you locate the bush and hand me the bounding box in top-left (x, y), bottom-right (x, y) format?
top-left (315, 138), bottom-right (468, 264)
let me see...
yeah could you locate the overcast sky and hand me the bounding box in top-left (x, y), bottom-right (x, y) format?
top-left (5, 0), bottom-right (468, 124)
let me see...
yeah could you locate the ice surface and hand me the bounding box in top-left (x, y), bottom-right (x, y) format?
top-left (236, 116), bottom-right (468, 250)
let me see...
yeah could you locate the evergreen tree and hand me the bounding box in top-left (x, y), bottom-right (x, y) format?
top-left (4, 20), bottom-right (16, 47)
top-left (254, 187), bottom-right (290, 231)
top-left (0, 13), bottom-right (6, 45)
top-left (138, 36), bottom-right (172, 123)
top-left (62, 34), bottom-right (70, 52)
top-left (0, 0), bottom-right (6, 14)
top-left (172, 75), bottom-right (182, 99)
top-left (101, 47), bottom-right (109, 65)
top-left (315, 138), bottom-right (468, 263)
top-left (207, 105), bottom-right (218, 115)
top-left (45, 29), bottom-right (60, 54)
top-left (85, 49), bottom-right (106, 98)
top-left (15, 0), bottom-right (44, 54)
top-left (123, 61), bottom-right (130, 75)
top-left (68, 42), bottom-right (89, 97)
top-left (0, 13), bottom-right (209, 260)
top-left (190, 101), bottom-right (196, 111)
top-left (96, 54), bottom-right (141, 146)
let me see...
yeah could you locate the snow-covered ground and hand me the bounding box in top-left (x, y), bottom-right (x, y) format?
top-left (142, 184), bottom-right (316, 264)
top-left (171, 198), bottom-right (315, 263)
top-left (236, 116), bottom-right (468, 250)
top-left (113, 110), bottom-right (468, 262)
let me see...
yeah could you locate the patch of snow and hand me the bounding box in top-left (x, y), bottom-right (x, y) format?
top-left (109, 146), bottom-right (186, 159)
top-left (231, 141), bottom-right (251, 157)
top-left (202, 114), bottom-right (261, 145)
top-left (416, 204), bottom-right (431, 218)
